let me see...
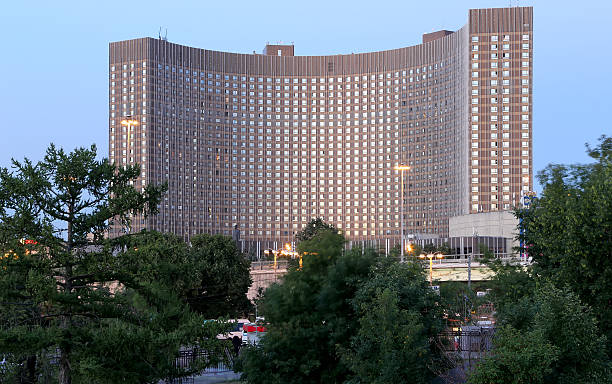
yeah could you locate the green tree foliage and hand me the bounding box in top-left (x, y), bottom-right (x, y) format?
top-left (438, 281), bottom-right (480, 324)
top-left (296, 229), bottom-right (346, 275)
top-left (516, 135), bottom-right (612, 352)
top-left (239, 229), bottom-right (367, 384)
top-left (294, 217), bottom-right (338, 243)
top-left (410, 243), bottom-right (423, 258)
top-left (0, 144), bottom-right (225, 383)
top-left (421, 242), bottom-right (451, 255)
top-left (533, 285), bottom-right (609, 383)
top-left (469, 284), bottom-right (611, 384)
top-left (467, 326), bottom-right (559, 384)
top-left (341, 259), bottom-right (442, 384)
top-left (423, 243), bottom-right (437, 254)
top-left (185, 234), bottom-right (252, 318)
top-left (469, 137), bottom-right (612, 382)
top-left (239, 220), bottom-right (442, 383)
top-left (484, 260), bottom-right (536, 330)
top-left (436, 242), bottom-right (453, 255)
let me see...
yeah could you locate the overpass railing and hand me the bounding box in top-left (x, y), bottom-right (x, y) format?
top-left (249, 254), bottom-right (520, 271)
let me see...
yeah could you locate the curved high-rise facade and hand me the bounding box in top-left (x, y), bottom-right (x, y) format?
top-left (109, 7), bottom-right (532, 252)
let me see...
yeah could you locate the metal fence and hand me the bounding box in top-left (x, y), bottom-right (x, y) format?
top-left (164, 347), bottom-right (235, 384)
top-left (251, 260), bottom-right (290, 270)
top-left (438, 327), bottom-right (496, 365)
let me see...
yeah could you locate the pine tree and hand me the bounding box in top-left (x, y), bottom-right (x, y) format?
top-left (0, 144), bottom-right (225, 383)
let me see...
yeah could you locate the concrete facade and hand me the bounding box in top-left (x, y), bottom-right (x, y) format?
top-left (449, 211), bottom-right (518, 253)
top-left (108, 7), bottom-right (532, 254)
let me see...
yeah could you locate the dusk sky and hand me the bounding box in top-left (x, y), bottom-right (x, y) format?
top-left (1, 0), bottom-right (610, 192)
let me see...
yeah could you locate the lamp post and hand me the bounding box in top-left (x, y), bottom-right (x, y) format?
top-left (419, 252), bottom-right (444, 285)
top-left (264, 249), bottom-right (278, 270)
top-left (468, 228), bottom-right (478, 291)
top-left (120, 116), bottom-right (139, 153)
top-left (394, 165), bottom-right (410, 263)
top-left (119, 117), bottom-right (140, 233)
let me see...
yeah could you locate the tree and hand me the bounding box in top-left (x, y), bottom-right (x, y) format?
top-left (389, 243), bottom-right (423, 260)
top-left (239, 219), bottom-right (443, 383)
top-left (423, 243), bottom-right (437, 254)
top-left (468, 284), bottom-right (611, 384)
top-left (483, 258), bottom-right (536, 330)
top-left (294, 217), bottom-right (338, 243)
top-left (0, 144), bottom-right (224, 383)
top-left (516, 135), bottom-right (612, 353)
top-left (185, 234), bottom-right (252, 318)
top-left (436, 242), bottom-right (452, 255)
top-left (238, 229), bottom-right (376, 384)
top-left (467, 326), bottom-right (559, 384)
top-left (341, 259), bottom-right (442, 384)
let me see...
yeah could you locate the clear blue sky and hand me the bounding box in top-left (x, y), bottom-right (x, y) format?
top-left (1, 0), bottom-right (610, 192)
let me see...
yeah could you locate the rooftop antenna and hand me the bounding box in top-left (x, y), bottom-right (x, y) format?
top-left (158, 27), bottom-right (168, 41)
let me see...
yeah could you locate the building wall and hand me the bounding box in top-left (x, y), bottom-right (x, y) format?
top-left (467, 7), bottom-right (533, 214)
top-left (107, 7), bottom-right (532, 252)
top-left (449, 211), bottom-right (519, 254)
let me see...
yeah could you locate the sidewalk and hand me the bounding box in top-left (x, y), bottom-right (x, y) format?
top-left (193, 371), bottom-right (241, 383)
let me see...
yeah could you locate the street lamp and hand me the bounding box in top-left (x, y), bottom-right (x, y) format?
top-left (120, 116), bottom-right (139, 153)
top-left (419, 252), bottom-right (444, 285)
top-left (119, 116), bottom-right (139, 235)
top-left (406, 242), bottom-right (414, 256)
top-left (394, 165), bottom-right (410, 263)
top-left (264, 249), bottom-right (278, 270)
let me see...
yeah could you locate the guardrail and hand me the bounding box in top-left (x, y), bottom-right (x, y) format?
top-left (249, 254), bottom-right (520, 270)
top-left (251, 260), bottom-right (290, 270)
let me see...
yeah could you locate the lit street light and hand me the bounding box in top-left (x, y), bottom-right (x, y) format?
top-left (120, 116), bottom-right (139, 151)
top-left (120, 117), bottom-right (140, 233)
top-left (394, 165), bottom-right (410, 263)
top-left (419, 252), bottom-right (444, 285)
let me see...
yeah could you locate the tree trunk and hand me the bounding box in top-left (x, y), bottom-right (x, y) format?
top-left (17, 354), bottom-right (37, 383)
top-left (59, 204), bottom-right (74, 384)
top-left (58, 345), bottom-right (71, 384)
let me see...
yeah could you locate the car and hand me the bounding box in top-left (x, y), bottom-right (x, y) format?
top-left (204, 318), bottom-right (250, 340)
top-left (242, 319), bottom-right (268, 345)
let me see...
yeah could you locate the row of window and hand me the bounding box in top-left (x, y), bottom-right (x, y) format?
top-left (471, 34), bottom-right (530, 42)
top-left (472, 43), bottom-right (530, 51)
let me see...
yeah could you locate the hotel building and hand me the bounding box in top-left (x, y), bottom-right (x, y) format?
top-left (108, 6), bottom-right (533, 252)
